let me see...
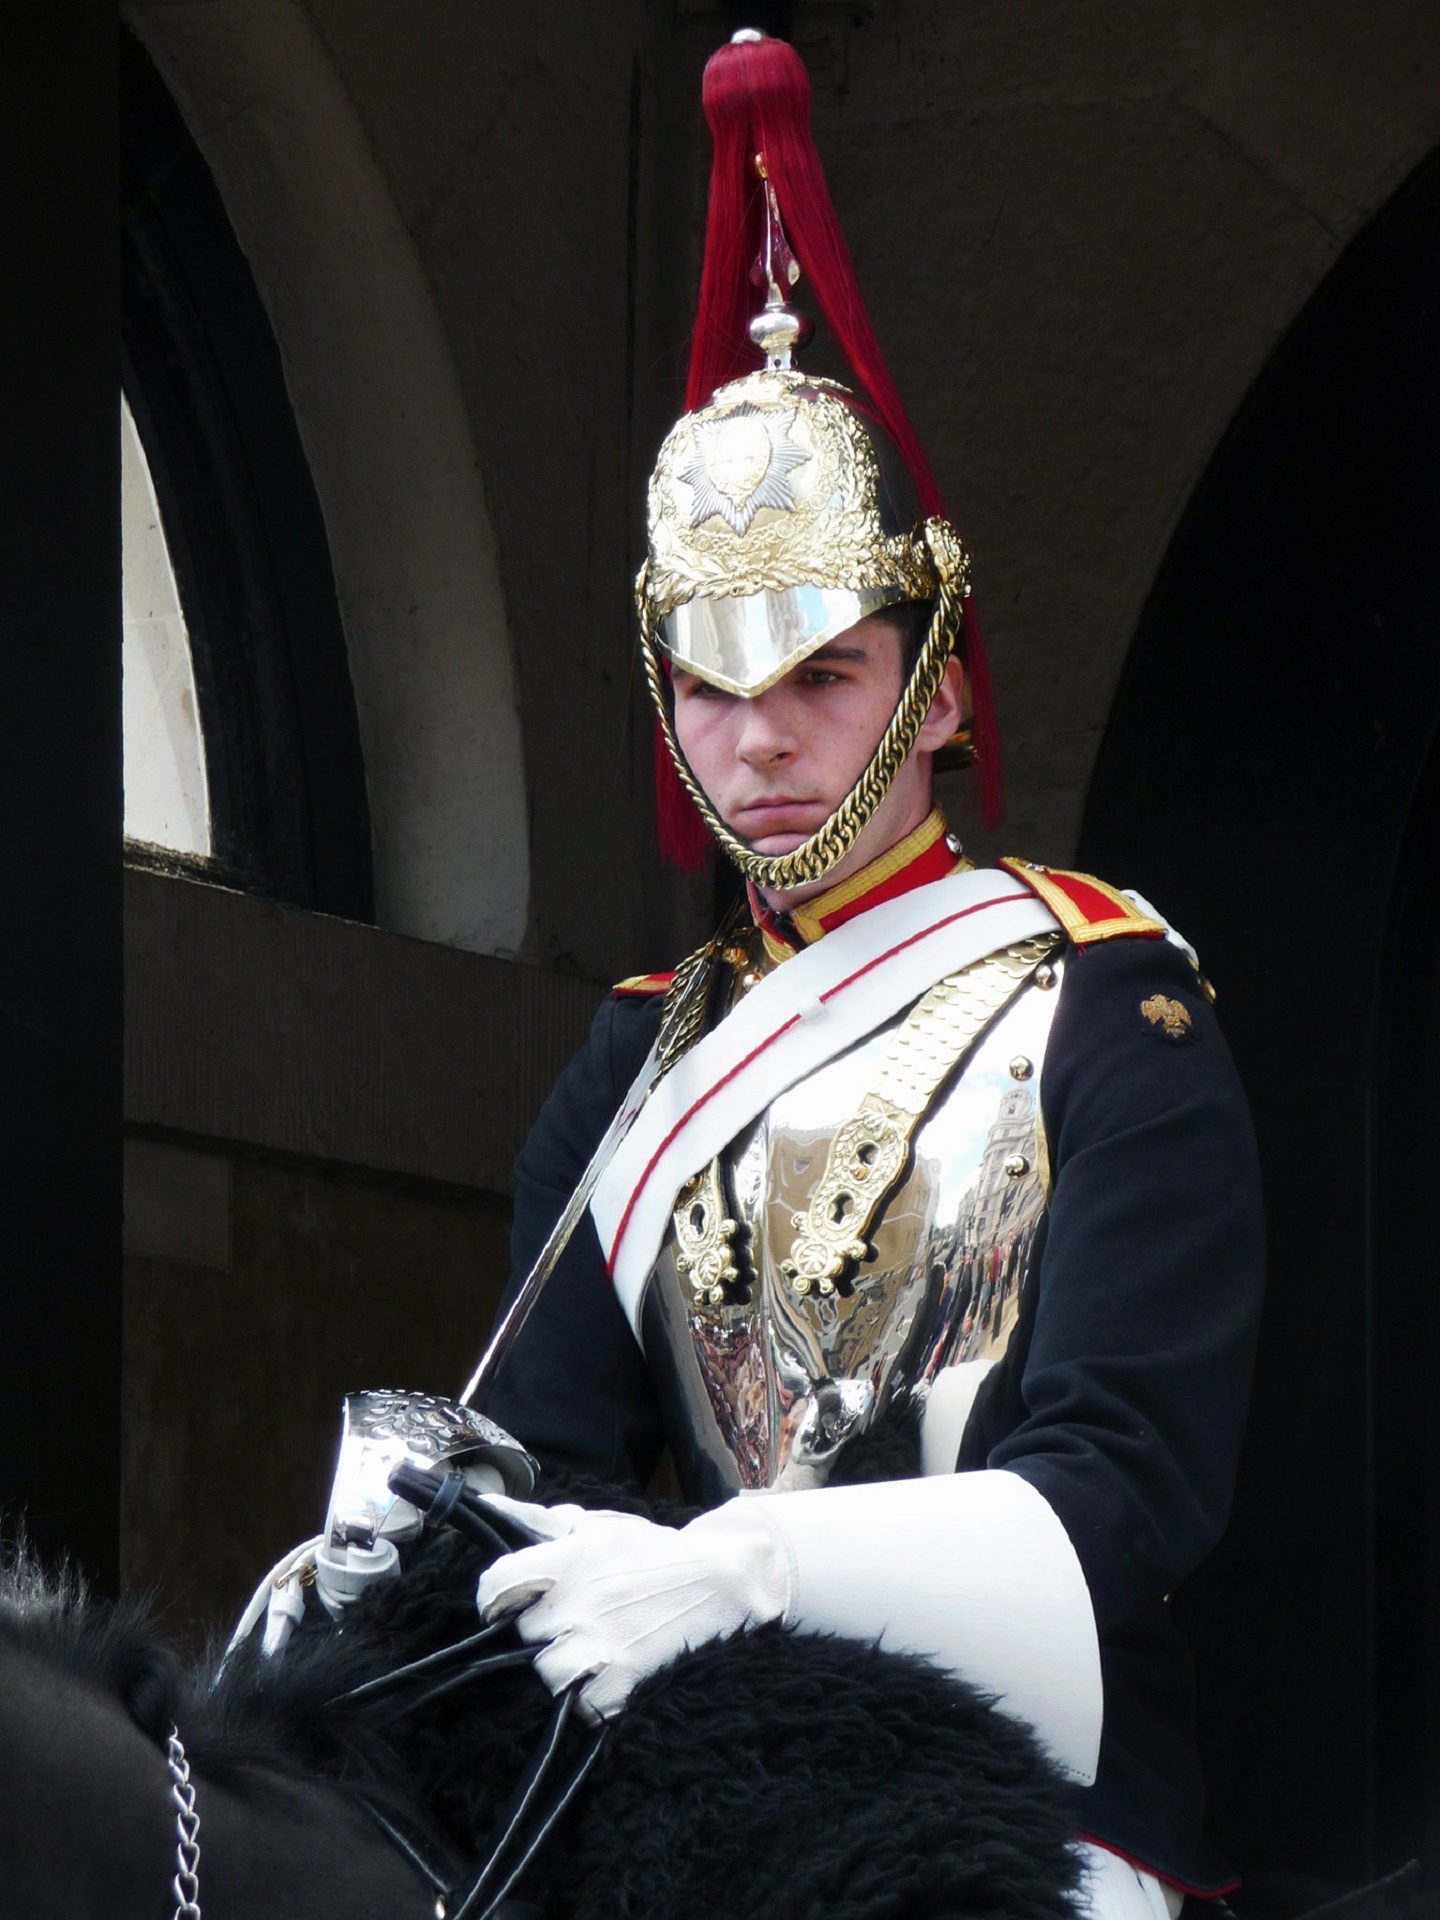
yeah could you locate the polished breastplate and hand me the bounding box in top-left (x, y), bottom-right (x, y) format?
top-left (638, 941), bottom-right (1067, 1504)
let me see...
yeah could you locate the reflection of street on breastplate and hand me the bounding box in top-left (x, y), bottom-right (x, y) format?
top-left (639, 956), bottom-right (1066, 1504)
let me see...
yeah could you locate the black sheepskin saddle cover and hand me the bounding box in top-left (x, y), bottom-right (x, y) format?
top-left (0, 1482), bottom-right (1081, 1920)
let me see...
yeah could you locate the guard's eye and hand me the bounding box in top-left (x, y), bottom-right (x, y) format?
top-left (673, 674), bottom-right (727, 702)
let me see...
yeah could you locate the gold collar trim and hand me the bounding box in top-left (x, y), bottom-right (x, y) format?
top-left (789, 809), bottom-right (952, 944)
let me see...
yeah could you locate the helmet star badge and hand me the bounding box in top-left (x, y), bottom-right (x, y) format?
top-left (678, 402), bottom-right (810, 533)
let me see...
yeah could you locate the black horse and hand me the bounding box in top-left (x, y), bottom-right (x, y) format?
top-left (0, 1557), bottom-right (429, 1917)
top-left (0, 1491), bottom-right (1084, 1920)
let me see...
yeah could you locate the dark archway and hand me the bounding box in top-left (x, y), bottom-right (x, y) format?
top-left (1373, 717), bottom-right (1440, 1874)
top-left (1080, 150), bottom-right (1440, 1901)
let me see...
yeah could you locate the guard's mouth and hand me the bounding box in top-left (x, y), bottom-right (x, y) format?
top-left (731, 797), bottom-right (824, 829)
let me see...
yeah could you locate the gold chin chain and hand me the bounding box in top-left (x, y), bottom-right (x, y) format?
top-left (639, 516), bottom-right (971, 893)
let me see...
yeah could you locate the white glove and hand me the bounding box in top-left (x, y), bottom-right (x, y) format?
top-left (475, 1495), bottom-right (790, 1722)
top-left (478, 1472), bottom-right (1101, 1782)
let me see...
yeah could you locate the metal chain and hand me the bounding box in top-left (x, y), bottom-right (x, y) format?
top-left (166, 1724), bottom-right (202, 1920)
top-left (655, 939), bottom-right (716, 1078)
top-left (655, 895), bottom-right (753, 1081)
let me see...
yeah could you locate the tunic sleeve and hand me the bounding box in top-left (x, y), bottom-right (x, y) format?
top-left (484, 994), bottom-right (668, 1493)
top-left (963, 934), bottom-right (1264, 1876)
top-left (978, 934), bottom-right (1264, 1621)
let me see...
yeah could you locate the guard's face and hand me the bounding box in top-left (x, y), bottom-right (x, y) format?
top-left (671, 614), bottom-right (907, 856)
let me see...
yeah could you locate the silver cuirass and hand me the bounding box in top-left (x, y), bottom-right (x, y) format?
top-left (638, 939), bottom-right (1067, 1504)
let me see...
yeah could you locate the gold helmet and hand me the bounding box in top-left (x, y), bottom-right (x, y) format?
top-left (641, 30), bottom-right (997, 891)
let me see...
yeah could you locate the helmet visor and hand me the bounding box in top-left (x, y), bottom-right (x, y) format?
top-left (659, 582), bottom-right (907, 697)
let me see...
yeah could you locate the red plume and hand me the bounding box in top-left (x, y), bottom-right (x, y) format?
top-left (655, 682), bottom-right (713, 870)
top-left (656, 32), bottom-right (1003, 848)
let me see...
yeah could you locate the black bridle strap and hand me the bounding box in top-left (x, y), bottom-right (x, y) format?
top-left (451, 1688), bottom-right (574, 1919)
top-left (334, 1614), bottom-right (521, 1709)
top-left (353, 1790), bottom-right (465, 1898)
top-left (387, 1463), bottom-right (546, 1556)
top-left (451, 1698), bottom-right (607, 1920)
top-left (356, 1456), bottom-right (604, 1915)
top-left (358, 1647), bottom-right (536, 1727)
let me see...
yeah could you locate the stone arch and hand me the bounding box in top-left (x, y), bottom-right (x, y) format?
top-left (126, 0), bottom-right (529, 954)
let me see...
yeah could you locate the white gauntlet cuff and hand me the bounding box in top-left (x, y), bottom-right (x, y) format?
top-left (739, 1469), bottom-right (1102, 1783)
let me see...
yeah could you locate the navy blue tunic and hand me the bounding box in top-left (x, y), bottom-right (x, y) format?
top-left (487, 928), bottom-right (1265, 1894)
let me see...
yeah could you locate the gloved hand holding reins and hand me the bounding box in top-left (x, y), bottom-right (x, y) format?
top-left (475, 1496), bottom-right (788, 1723)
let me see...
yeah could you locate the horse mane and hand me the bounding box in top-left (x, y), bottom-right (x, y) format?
top-left (0, 1536), bottom-right (182, 1746)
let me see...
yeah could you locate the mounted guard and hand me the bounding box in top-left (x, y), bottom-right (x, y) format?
top-left (470, 26), bottom-right (1265, 1920)
top-left (211, 26), bottom-right (1263, 1920)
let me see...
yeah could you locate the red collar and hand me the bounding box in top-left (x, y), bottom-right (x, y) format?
top-left (748, 810), bottom-right (967, 961)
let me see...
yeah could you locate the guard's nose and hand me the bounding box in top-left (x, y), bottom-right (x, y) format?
top-left (733, 689), bottom-right (797, 765)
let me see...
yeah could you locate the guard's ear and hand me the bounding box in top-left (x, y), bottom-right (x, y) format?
top-left (916, 653), bottom-right (966, 754)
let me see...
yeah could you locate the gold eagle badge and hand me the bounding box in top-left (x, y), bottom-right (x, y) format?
top-left (1140, 994), bottom-right (1193, 1040)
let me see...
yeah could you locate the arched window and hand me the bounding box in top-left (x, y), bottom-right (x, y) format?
top-left (120, 25), bottom-right (372, 917)
top-left (121, 392), bottom-right (210, 857)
